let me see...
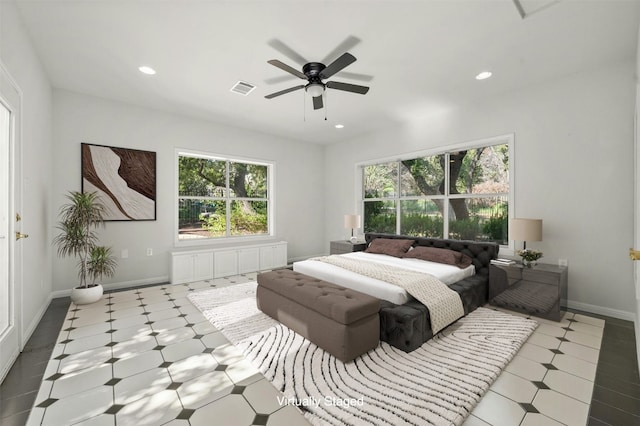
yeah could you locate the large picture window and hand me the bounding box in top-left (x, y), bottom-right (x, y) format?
top-left (362, 137), bottom-right (511, 244)
top-left (177, 151), bottom-right (272, 241)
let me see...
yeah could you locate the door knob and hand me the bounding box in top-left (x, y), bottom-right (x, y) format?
top-left (15, 232), bottom-right (28, 241)
top-left (630, 248), bottom-right (640, 260)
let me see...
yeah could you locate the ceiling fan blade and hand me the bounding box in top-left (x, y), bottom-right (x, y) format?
top-left (336, 71), bottom-right (374, 82)
top-left (320, 52), bottom-right (356, 79)
top-left (264, 85), bottom-right (304, 99)
top-left (267, 39), bottom-right (308, 65)
top-left (312, 95), bottom-right (323, 110)
top-left (321, 35), bottom-right (361, 65)
top-left (267, 60), bottom-right (307, 80)
top-left (326, 81), bottom-right (369, 95)
top-left (264, 75), bottom-right (297, 85)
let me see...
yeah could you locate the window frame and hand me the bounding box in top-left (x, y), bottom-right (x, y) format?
top-left (175, 148), bottom-right (275, 247)
top-left (357, 134), bottom-right (514, 248)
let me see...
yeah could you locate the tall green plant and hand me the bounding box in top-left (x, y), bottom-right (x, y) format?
top-left (53, 191), bottom-right (110, 288)
top-left (88, 246), bottom-right (118, 285)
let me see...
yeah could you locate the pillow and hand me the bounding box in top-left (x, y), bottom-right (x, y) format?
top-left (402, 246), bottom-right (473, 269)
top-left (365, 238), bottom-right (415, 258)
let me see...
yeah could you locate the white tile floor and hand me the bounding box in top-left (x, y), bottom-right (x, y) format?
top-left (26, 273), bottom-right (604, 426)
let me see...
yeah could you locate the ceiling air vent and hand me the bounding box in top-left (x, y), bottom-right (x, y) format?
top-left (230, 80), bottom-right (256, 96)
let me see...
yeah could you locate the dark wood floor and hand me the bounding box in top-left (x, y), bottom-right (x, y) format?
top-left (1, 298), bottom-right (638, 425)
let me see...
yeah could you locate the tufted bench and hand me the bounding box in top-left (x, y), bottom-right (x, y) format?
top-left (256, 269), bottom-right (380, 362)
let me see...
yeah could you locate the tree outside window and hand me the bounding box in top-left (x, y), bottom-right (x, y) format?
top-left (178, 154), bottom-right (270, 240)
top-left (363, 142), bottom-right (510, 244)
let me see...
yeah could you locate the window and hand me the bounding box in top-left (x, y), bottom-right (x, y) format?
top-left (177, 151), bottom-right (272, 242)
top-left (362, 137), bottom-right (511, 244)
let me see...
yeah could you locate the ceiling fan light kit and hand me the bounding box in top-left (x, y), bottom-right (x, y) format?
top-left (265, 51), bottom-right (370, 112)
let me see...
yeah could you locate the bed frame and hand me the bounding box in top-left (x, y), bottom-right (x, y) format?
top-left (365, 233), bottom-right (499, 352)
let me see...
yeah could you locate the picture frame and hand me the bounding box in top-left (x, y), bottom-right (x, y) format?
top-left (81, 143), bottom-right (156, 221)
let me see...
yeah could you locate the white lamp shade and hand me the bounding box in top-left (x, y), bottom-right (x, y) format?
top-left (510, 218), bottom-right (543, 242)
top-left (344, 214), bottom-right (361, 229)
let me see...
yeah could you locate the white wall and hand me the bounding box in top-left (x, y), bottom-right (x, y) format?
top-left (0, 1), bottom-right (54, 341)
top-left (325, 60), bottom-right (636, 320)
top-left (52, 90), bottom-right (325, 293)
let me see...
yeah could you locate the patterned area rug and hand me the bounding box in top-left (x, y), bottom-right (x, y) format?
top-left (188, 282), bottom-right (537, 426)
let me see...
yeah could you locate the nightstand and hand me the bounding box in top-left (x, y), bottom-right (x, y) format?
top-left (330, 240), bottom-right (367, 255)
top-left (489, 263), bottom-right (568, 321)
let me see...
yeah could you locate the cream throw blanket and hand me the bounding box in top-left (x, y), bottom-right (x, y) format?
top-left (312, 255), bottom-right (465, 334)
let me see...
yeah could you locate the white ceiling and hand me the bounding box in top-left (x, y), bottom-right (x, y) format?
top-left (14, 0), bottom-right (640, 144)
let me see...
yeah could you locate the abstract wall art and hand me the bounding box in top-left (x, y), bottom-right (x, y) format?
top-left (81, 143), bottom-right (156, 221)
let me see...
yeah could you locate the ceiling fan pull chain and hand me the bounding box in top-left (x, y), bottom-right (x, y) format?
top-left (324, 91), bottom-right (328, 121)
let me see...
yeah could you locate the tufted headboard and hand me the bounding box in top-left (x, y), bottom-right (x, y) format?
top-left (364, 233), bottom-right (499, 277)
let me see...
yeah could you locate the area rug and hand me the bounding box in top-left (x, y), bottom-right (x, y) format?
top-left (188, 282), bottom-right (537, 426)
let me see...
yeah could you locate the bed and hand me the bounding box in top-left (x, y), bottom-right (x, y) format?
top-left (293, 233), bottom-right (499, 352)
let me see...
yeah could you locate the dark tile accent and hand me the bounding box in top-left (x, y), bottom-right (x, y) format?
top-left (166, 382), bottom-right (182, 390)
top-left (549, 349), bottom-right (564, 355)
top-left (555, 337), bottom-right (569, 342)
top-left (159, 361), bottom-right (173, 368)
top-left (176, 408), bottom-right (196, 420)
top-left (253, 413), bottom-right (270, 425)
top-left (203, 348), bottom-right (215, 353)
top-left (105, 342), bottom-right (118, 347)
top-left (105, 378), bottom-right (121, 386)
top-left (178, 314), bottom-right (187, 318)
top-left (145, 321), bottom-right (154, 325)
top-left (63, 327), bottom-right (76, 332)
top-left (105, 329), bottom-right (117, 334)
top-left (105, 358), bottom-right (119, 364)
top-left (185, 323), bottom-right (195, 327)
top-left (532, 381), bottom-right (550, 390)
top-left (54, 353), bottom-right (69, 360)
top-left (153, 345), bottom-right (165, 351)
top-left (193, 335), bottom-right (204, 339)
top-left (215, 364), bottom-right (228, 371)
top-left (519, 403), bottom-right (539, 413)
top-left (36, 398), bottom-right (58, 408)
top-left (46, 373), bottom-right (65, 381)
top-left (542, 363), bottom-right (558, 370)
top-left (231, 385), bottom-right (246, 394)
top-left (59, 339), bottom-right (73, 344)
top-left (149, 331), bottom-right (160, 336)
top-left (104, 404), bottom-right (125, 414)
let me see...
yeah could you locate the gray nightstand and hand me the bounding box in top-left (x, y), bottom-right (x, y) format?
top-left (489, 263), bottom-right (568, 321)
top-left (330, 240), bottom-right (367, 255)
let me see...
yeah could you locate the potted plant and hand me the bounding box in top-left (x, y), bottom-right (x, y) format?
top-left (53, 191), bottom-right (117, 304)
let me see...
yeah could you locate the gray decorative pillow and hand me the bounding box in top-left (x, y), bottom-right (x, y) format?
top-left (402, 246), bottom-right (473, 269)
top-left (365, 238), bottom-right (415, 258)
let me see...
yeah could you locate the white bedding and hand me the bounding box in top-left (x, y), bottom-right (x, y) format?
top-left (292, 251), bottom-right (475, 305)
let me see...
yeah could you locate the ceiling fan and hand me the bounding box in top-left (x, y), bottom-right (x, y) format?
top-left (264, 52), bottom-right (370, 110)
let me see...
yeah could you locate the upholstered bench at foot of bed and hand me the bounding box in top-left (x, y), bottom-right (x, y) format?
top-left (380, 274), bottom-right (489, 352)
top-left (256, 269), bottom-right (380, 362)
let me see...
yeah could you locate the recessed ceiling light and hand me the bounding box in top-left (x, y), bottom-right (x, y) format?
top-left (475, 71), bottom-right (492, 80)
top-left (138, 66), bottom-right (156, 75)
top-left (335, 124), bottom-right (344, 129)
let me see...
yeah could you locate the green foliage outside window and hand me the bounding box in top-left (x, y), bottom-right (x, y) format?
top-left (363, 142), bottom-right (509, 244)
top-left (178, 155), bottom-right (269, 239)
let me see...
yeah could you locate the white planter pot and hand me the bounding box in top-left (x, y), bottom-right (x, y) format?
top-left (70, 284), bottom-right (104, 305)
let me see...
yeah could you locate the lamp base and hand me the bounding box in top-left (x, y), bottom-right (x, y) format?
top-left (349, 236), bottom-right (358, 243)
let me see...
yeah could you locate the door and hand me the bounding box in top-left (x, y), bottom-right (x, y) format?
top-left (635, 84), bottom-right (640, 370)
top-left (0, 64), bottom-right (22, 383)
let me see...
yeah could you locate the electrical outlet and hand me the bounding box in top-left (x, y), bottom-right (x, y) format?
top-left (146, 248), bottom-right (153, 256)
top-left (558, 258), bottom-right (568, 267)
top-left (121, 249), bottom-right (128, 259)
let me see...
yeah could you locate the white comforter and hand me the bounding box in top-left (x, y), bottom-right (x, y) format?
top-left (293, 251), bottom-right (475, 305)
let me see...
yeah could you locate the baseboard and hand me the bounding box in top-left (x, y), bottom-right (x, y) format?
top-left (0, 346), bottom-right (19, 384)
top-left (51, 275), bottom-right (170, 298)
top-left (22, 292), bottom-right (53, 349)
top-left (565, 299), bottom-right (635, 321)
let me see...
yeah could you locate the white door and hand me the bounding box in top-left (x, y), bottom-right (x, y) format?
top-left (0, 64), bottom-right (22, 383)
